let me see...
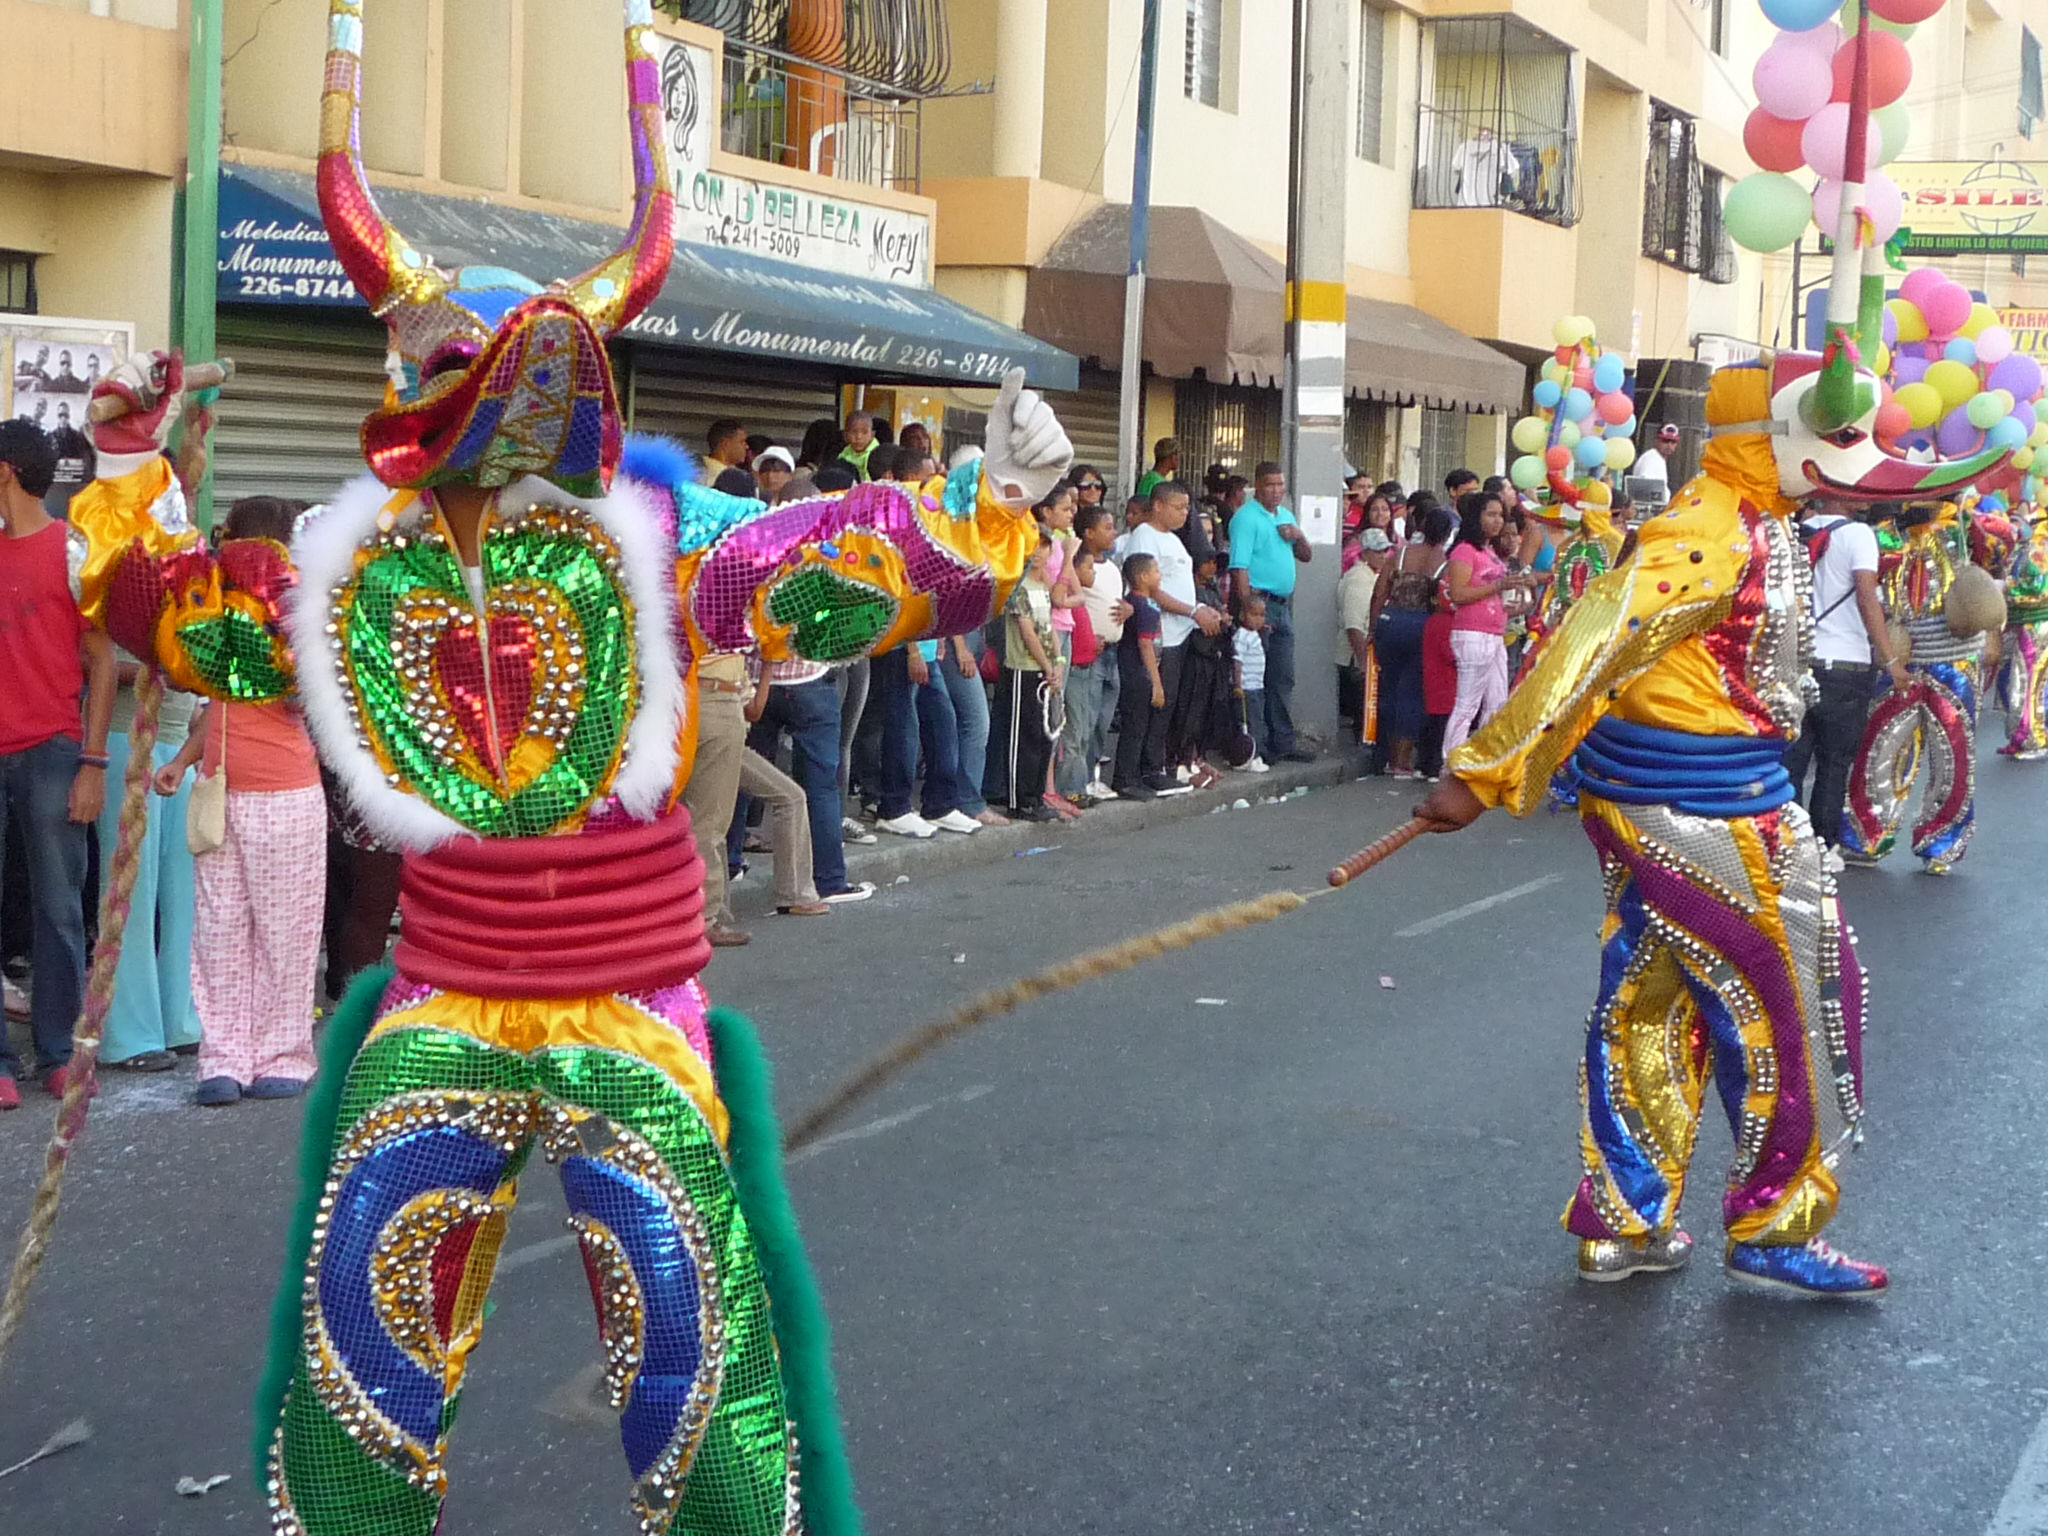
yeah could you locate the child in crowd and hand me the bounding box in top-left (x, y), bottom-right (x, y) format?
top-left (984, 530), bottom-right (1063, 822)
top-left (1070, 506), bottom-right (1128, 796)
top-left (1111, 553), bottom-right (1167, 799)
top-left (1038, 484), bottom-right (1085, 819)
top-left (1172, 547), bottom-right (1233, 790)
top-left (1232, 592), bottom-right (1271, 773)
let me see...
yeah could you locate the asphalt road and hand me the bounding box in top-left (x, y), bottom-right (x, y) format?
top-left (2, 751), bottom-right (2045, 1535)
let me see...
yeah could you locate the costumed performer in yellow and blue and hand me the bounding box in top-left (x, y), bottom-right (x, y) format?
top-left (61, 0), bottom-right (1075, 1531)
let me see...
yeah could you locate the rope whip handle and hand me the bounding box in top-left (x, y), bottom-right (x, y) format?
top-left (0, 668), bottom-right (163, 1373)
top-left (86, 359), bottom-right (235, 424)
top-left (1327, 817), bottom-right (1431, 888)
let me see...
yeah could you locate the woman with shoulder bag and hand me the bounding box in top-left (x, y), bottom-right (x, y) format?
top-left (1370, 501), bottom-right (1456, 779)
top-left (153, 497), bottom-right (326, 1108)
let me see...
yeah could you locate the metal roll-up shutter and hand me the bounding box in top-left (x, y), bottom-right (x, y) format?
top-left (213, 314), bottom-right (387, 508)
top-left (627, 348), bottom-right (839, 461)
top-left (1040, 367), bottom-right (1122, 493)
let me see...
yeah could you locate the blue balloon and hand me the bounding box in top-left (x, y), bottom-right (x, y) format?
top-left (1944, 337), bottom-right (1978, 366)
top-left (1574, 435), bottom-right (1608, 469)
top-left (1592, 354), bottom-right (1626, 394)
top-left (1608, 415), bottom-right (1637, 439)
top-left (1532, 379), bottom-right (1563, 409)
top-left (1988, 416), bottom-right (2028, 450)
top-left (1562, 387), bottom-right (1595, 421)
top-left (1760, 0), bottom-right (1840, 29)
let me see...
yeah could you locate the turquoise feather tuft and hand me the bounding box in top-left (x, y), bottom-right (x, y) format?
top-left (707, 1007), bottom-right (864, 1536)
top-left (250, 962), bottom-right (393, 1484)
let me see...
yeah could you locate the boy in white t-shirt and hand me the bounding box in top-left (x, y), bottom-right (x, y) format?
top-left (1232, 593), bottom-right (1271, 771)
top-left (1781, 502), bottom-right (1909, 850)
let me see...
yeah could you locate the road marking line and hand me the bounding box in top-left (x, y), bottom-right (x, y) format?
top-left (784, 1103), bottom-right (934, 1164)
top-left (1395, 873), bottom-right (1566, 938)
top-left (497, 1233), bottom-right (578, 1274)
top-left (1987, 1409), bottom-right (2048, 1534)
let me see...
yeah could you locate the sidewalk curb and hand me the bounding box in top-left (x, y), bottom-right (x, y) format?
top-left (727, 747), bottom-right (1369, 916)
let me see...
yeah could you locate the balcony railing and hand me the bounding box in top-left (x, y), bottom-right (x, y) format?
top-left (1413, 17), bottom-right (1578, 228)
top-left (719, 40), bottom-right (925, 191)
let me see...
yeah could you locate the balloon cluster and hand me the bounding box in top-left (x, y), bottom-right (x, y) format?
top-left (1878, 267), bottom-right (2048, 470)
top-left (1723, 0), bottom-right (1942, 254)
top-left (1507, 317), bottom-right (1633, 502)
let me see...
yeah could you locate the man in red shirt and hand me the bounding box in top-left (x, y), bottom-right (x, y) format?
top-left (0, 419), bottom-right (115, 1108)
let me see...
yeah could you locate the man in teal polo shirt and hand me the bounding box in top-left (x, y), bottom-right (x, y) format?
top-left (1229, 460), bottom-right (1314, 760)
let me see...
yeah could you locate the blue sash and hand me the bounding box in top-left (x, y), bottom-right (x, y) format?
top-left (1570, 716), bottom-right (1794, 819)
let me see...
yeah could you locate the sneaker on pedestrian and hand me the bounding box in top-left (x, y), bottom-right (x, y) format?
top-left (877, 811), bottom-right (937, 838)
top-left (707, 924), bottom-right (752, 947)
top-left (840, 816), bottom-right (878, 845)
top-left (931, 809), bottom-right (981, 835)
top-left (1085, 779), bottom-right (1118, 800)
top-left (1174, 765), bottom-right (1193, 784)
top-left (195, 1076), bottom-right (241, 1107)
top-left (821, 881), bottom-right (877, 904)
top-left (247, 1076), bottom-right (308, 1100)
top-left (2, 978), bottom-right (27, 1022)
top-left (107, 1049), bottom-right (178, 1073)
top-left (1112, 782), bottom-right (1158, 801)
top-left (0, 1076), bottom-right (19, 1111)
top-left (1240, 756), bottom-right (1271, 774)
top-left (1821, 844), bottom-right (1847, 875)
top-left (776, 900), bottom-right (832, 916)
top-left (42, 1064), bottom-right (96, 1101)
top-left (1012, 803), bottom-right (1060, 822)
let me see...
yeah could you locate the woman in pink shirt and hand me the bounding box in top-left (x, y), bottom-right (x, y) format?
top-left (1441, 489), bottom-right (1526, 756)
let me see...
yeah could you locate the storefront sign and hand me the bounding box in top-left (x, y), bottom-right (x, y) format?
top-left (655, 31), bottom-right (933, 286)
top-left (1889, 159), bottom-right (2048, 254)
top-left (218, 195), bottom-right (360, 305)
top-left (1997, 307), bottom-right (2048, 357)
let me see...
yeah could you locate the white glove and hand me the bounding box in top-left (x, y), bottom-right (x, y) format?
top-left (982, 367), bottom-right (1072, 509)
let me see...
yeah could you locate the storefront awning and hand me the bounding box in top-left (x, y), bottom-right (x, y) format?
top-left (216, 164), bottom-right (1078, 391)
top-left (1021, 202), bottom-right (1523, 413)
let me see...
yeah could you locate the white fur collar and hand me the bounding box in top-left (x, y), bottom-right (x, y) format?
top-left (286, 473), bottom-right (685, 850)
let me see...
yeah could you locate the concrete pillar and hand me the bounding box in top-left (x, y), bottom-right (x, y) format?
top-left (992, 0), bottom-right (1048, 179)
top-left (1283, 0), bottom-right (1350, 747)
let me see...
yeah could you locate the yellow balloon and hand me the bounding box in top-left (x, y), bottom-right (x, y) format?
top-left (2029, 421), bottom-right (2048, 448)
top-left (1511, 415), bottom-right (1550, 454)
top-left (2016, 446), bottom-right (2036, 471)
top-left (1926, 360), bottom-right (1979, 410)
top-left (1553, 316), bottom-right (1584, 347)
top-left (1604, 437), bottom-right (1637, 471)
top-left (1873, 342), bottom-right (1891, 376)
top-left (1887, 298), bottom-right (1928, 343)
top-left (1894, 381), bottom-right (1943, 429)
top-left (1958, 302), bottom-right (1998, 340)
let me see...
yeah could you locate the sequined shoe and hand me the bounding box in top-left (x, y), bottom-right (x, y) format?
top-left (1576, 1228), bottom-right (1693, 1283)
top-left (1724, 1238), bottom-right (1888, 1299)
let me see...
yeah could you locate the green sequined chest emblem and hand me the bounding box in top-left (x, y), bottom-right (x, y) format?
top-left (332, 508), bottom-right (639, 836)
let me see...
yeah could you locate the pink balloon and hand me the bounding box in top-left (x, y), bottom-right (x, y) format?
top-left (1812, 171), bottom-right (1904, 244)
top-left (1897, 267), bottom-right (1946, 307)
top-left (1977, 326), bottom-right (2016, 365)
top-left (1801, 102), bottom-right (1877, 182)
top-left (1597, 391), bottom-right (1633, 425)
top-left (1754, 39), bottom-right (1834, 121)
top-left (1783, 19), bottom-right (1844, 52)
top-left (1920, 278), bottom-right (1973, 338)
top-left (1573, 365), bottom-right (1593, 390)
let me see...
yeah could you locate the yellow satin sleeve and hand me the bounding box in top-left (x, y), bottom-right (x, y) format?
top-left (1449, 477), bottom-right (1753, 814)
top-left (64, 457), bottom-right (199, 629)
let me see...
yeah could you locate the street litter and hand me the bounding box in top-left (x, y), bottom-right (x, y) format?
top-left (176, 1475), bottom-right (232, 1497)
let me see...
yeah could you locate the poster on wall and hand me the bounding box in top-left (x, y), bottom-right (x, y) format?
top-left (2, 317), bottom-right (133, 516)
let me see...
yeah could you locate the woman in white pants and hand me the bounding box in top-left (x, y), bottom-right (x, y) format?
top-left (1442, 490), bottom-right (1523, 757)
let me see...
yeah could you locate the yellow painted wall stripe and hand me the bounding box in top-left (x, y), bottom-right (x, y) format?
top-left (1286, 280), bottom-right (1349, 324)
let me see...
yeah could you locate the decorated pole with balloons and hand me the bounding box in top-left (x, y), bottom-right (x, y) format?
top-left (1508, 316), bottom-right (1635, 510)
top-left (1875, 265), bottom-right (2048, 474)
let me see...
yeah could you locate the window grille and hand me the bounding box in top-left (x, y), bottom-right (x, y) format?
top-left (1414, 17), bottom-right (1576, 226)
top-left (1185, 0), bottom-right (1222, 108)
top-left (0, 252), bottom-right (34, 315)
top-left (1357, 2), bottom-right (1387, 164)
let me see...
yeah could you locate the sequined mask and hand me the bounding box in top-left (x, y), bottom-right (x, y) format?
top-left (318, 0), bottom-right (672, 495)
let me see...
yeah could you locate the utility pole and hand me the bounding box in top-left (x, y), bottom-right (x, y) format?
top-left (1282, 0), bottom-right (1348, 741)
top-left (1116, 0), bottom-right (1162, 504)
top-left (177, 0), bottom-right (224, 528)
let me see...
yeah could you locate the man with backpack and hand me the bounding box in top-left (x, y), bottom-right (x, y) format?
top-left (1782, 501), bottom-right (1909, 856)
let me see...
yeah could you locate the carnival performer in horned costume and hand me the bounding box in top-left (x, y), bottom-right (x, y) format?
top-left (1839, 500), bottom-right (2008, 872)
top-left (1406, 15), bottom-right (2011, 1290)
top-left (2000, 503), bottom-right (2048, 758)
top-left (64, 3), bottom-right (1073, 1531)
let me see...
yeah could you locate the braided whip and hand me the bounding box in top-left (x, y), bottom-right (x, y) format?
top-left (785, 818), bottom-right (1432, 1154)
top-left (0, 668), bottom-right (163, 1371)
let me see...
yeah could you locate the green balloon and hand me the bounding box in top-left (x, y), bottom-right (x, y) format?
top-left (1511, 415), bottom-right (1550, 455)
top-left (1967, 391), bottom-right (2007, 430)
top-left (1510, 454), bottom-right (1546, 491)
top-left (1874, 103), bottom-right (1911, 167)
top-left (1723, 172), bottom-right (1813, 254)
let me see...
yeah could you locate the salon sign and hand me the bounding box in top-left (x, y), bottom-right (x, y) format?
top-left (655, 31), bottom-right (933, 287)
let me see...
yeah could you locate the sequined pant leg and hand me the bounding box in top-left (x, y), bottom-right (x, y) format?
top-left (1565, 798), bottom-right (1865, 1247)
top-left (1908, 660), bottom-right (1977, 867)
top-left (534, 1044), bottom-right (797, 1536)
top-left (2004, 624), bottom-right (2048, 756)
top-left (269, 1020), bottom-right (535, 1536)
top-left (1841, 681), bottom-right (1926, 862)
